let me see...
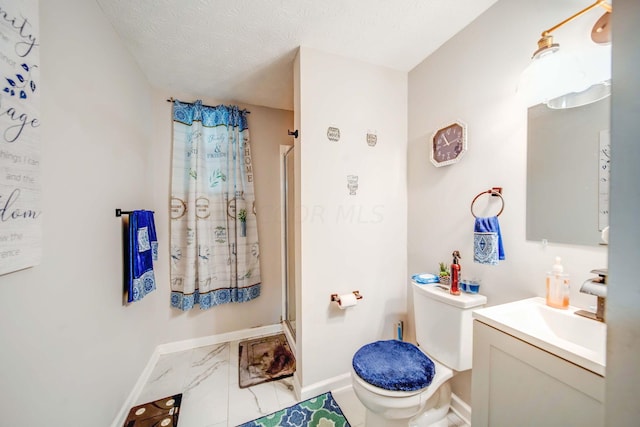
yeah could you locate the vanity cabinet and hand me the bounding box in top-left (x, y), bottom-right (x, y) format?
top-left (471, 320), bottom-right (605, 427)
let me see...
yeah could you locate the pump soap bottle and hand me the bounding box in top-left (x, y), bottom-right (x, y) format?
top-left (450, 250), bottom-right (461, 296)
top-left (546, 256), bottom-right (570, 309)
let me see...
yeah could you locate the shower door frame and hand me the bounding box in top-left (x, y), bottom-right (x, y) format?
top-left (280, 145), bottom-right (296, 342)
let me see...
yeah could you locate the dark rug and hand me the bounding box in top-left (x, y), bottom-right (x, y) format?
top-left (239, 333), bottom-right (295, 388)
top-left (123, 394), bottom-right (182, 427)
top-left (237, 392), bottom-right (350, 427)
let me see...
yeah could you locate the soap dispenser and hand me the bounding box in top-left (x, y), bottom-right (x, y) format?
top-left (450, 250), bottom-right (461, 296)
top-left (546, 256), bottom-right (570, 309)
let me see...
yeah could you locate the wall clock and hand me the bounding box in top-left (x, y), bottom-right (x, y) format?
top-left (430, 121), bottom-right (467, 167)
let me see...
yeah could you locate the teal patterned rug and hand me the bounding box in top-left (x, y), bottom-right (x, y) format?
top-left (237, 392), bottom-right (351, 427)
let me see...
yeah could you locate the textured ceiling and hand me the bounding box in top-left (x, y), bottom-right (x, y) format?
top-left (96, 0), bottom-right (498, 110)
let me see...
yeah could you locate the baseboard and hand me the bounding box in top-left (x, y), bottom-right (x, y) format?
top-left (299, 372), bottom-right (352, 401)
top-left (157, 323), bottom-right (282, 354)
top-left (110, 347), bottom-right (160, 427)
top-left (111, 323), bottom-right (282, 427)
top-left (450, 393), bottom-right (471, 425)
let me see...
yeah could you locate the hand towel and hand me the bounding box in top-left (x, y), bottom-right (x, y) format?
top-left (474, 216), bottom-right (505, 265)
top-left (127, 210), bottom-right (158, 302)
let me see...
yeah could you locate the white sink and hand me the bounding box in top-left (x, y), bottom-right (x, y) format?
top-left (473, 297), bottom-right (606, 375)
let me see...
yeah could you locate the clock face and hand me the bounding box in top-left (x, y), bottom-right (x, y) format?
top-left (430, 122), bottom-right (467, 167)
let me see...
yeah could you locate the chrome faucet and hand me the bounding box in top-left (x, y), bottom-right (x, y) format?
top-left (575, 269), bottom-right (607, 322)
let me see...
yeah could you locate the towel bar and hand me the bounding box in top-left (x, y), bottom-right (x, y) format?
top-left (471, 188), bottom-right (504, 218)
top-left (115, 209), bottom-right (155, 217)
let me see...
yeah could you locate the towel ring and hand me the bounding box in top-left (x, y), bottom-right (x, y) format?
top-left (471, 188), bottom-right (504, 218)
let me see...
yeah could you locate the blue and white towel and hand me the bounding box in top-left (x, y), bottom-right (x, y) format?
top-left (474, 216), bottom-right (505, 265)
top-left (127, 210), bottom-right (158, 303)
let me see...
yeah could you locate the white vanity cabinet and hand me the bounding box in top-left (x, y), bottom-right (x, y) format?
top-left (471, 320), bottom-right (605, 427)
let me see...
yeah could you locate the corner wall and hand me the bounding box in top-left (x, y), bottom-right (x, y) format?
top-left (0, 1), bottom-right (160, 425)
top-left (297, 47), bottom-right (408, 391)
top-left (407, 0), bottom-right (607, 404)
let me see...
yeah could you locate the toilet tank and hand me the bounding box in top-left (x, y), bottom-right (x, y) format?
top-left (412, 281), bottom-right (486, 371)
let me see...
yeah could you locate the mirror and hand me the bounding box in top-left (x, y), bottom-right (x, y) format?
top-left (526, 97), bottom-right (610, 246)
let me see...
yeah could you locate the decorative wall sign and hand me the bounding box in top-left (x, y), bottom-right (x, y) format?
top-left (0, 0), bottom-right (41, 275)
top-left (598, 130), bottom-right (610, 231)
top-left (327, 127), bottom-right (340, 142)
top-left (347, 175), bottom-right (358, 195)
top-left (366, 131), bottom-right (377, 147)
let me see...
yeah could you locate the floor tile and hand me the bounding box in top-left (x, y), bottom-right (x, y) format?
top-left (136, 348), bottom-right (193, 405)
top-left (135, 336), bottom-right (468, 427)
top-left (331, 386), bottom-right (366, 427)
top-left (228, 381), bottom-right (282, 426)
top-left (272, 376), bottom-right (296, 407)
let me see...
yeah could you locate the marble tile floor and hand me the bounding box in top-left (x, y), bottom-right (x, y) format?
top-left (135, 337), bottom-right (468, 427)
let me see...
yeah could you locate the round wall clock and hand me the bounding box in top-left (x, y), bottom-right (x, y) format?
top-left (430, 121), bottom-right (467, 167)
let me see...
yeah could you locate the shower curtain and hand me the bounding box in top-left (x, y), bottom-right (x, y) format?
top-left (170, 100), bottom-right (261, 310)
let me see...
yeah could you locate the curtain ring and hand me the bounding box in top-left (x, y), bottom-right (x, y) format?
top-left (471, 189), bottom-right (504, 218)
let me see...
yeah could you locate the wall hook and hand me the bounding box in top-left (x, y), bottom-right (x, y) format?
top-left (288, 129), bottom-right (299, 138)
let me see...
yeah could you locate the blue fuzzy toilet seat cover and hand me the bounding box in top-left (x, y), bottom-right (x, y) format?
top-left (352, 340), bottom-right (435, 391)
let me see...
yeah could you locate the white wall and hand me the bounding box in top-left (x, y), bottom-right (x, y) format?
top-left (0, 2), bottom-right (293, 424)
top-left (0, 1), bottom-right (160, 425)
top-left (407, 0), bottom-right (608, 403)
top-left (606, 0), bottom-right (640, 424)
top-left (296, 47), bottom-right (407, 391)
top-left (149, 90), bottom-right (293, 343)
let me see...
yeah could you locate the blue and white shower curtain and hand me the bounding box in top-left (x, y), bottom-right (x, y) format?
top-left (170, 100), bottom-right (261, 310)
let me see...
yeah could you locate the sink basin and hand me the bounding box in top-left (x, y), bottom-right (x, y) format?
top-left (473, 297), bottom-right (606, 375)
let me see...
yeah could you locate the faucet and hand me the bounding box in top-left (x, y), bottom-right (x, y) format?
top-left (575, 269), bottom-right (607, 322)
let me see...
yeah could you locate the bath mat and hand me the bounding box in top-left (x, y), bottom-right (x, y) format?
top-left (123, 394), bottom-right (182, 427)
top-left (237, 392), bottom-right (350, 427)
top-left (239, 333), bottom-right (295, 389)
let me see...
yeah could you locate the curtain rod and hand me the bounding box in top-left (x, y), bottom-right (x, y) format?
top-left (166, 97), bottom-right (250, 114)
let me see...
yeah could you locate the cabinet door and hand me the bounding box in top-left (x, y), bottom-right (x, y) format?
top-left (471, 320), bottom-right (604, 427)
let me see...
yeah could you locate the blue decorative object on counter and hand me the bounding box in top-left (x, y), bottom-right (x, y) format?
top-left (467, 282), bottom-right (480, 293)
top-left (411, 273), bottom-right (439, 284)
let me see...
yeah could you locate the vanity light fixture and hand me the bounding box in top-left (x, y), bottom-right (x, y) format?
top-left (519, 0), bottom-right (612, 109)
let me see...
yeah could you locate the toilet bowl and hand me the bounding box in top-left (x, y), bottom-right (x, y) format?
top-left (351, 281), bottom-right (487, 426)
top-left (351, 340), bottom-right (453, 427)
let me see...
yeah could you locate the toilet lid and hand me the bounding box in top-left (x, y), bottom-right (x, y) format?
top-left (352, 340), bottom-right (435, 392)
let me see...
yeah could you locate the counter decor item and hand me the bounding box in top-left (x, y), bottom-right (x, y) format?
top-left (450, 251), bottom-right (462, 296)
top-left (411, 273), bottom-right (439, 284)
top-left (546, 256), bottom-right (570, 309)
top-left (438, 262), bottom-right (450, 287)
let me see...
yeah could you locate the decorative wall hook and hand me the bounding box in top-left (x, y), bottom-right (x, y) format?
top-left (347, 175), bottom-right (359, 195)
top-left (327, 127), bottom-right (340, 142)
top-left (366, 131), bottom-right (377, 147)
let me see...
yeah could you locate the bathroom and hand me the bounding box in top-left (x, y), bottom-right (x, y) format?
top-left (0, 0), bottom-right (637, 426)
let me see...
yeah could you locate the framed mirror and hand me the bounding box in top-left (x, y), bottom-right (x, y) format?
top-left (526, 97), bottom-right (610, 246)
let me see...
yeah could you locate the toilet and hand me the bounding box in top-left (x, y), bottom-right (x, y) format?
top-left (351, 280), bottom-right (486, 427)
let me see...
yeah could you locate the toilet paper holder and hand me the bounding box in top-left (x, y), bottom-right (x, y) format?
top-left (330, 291), bottom-right (363, 304)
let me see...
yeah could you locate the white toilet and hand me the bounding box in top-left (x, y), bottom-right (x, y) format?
top-left (351, 280), bottom-right (486, 427)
